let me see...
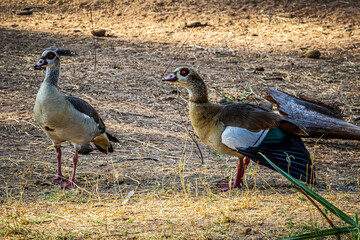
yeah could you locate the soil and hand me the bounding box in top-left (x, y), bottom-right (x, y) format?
top-left (0, 0), bottom-right (359, 239)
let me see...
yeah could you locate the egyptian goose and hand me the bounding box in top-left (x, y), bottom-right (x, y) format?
top-left (162, 66), bottom-right (315, 191)
top-left (34, 50), bottom-right (119, 188)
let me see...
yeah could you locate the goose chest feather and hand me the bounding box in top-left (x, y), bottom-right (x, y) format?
top-left (189, 102), bottom-right (235, 155)
top-left (34, 82), bottom-right (99, 145)
top-left (34, 83), bottom-right (69, 127)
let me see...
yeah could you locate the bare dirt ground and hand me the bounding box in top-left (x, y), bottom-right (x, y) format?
top-left (0, 0), bottom-right (360, 239)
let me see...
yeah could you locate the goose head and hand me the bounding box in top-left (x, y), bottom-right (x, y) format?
top-left (34, 50), bottom-right (60, 70)
top-left (162, 66), bottom-right (204, 88)
top-left (162, 66), bottom-right (208, 103)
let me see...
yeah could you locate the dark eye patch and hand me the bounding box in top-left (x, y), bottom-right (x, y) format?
top-left (46, 52), bottom-right (56, 60)
top-left (179, 68), bottom-right (190, 77)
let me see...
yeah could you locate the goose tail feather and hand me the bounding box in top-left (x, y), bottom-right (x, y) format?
top-left (236, 130), bottom-right (316, 183)
top-left (92, 132), bottom-right (115, 154)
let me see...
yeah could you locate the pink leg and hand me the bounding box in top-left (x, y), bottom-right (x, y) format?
top-left (218, 157), bottom-right (250, 191)
top-left (62, 152), bottom-right (78, 189)
top-left (46, 146), bottom-right (65, 183)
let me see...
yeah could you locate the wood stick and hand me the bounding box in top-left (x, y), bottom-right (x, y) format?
top-left (189, 45), bottom-right (237, 54)
top-left (265, 88), bottom-right (360, 140)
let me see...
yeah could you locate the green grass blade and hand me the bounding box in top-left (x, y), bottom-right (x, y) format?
top-left (260, 153), bottom-right (357, 226)
top-left (283, 226), bottom-right (358, 240)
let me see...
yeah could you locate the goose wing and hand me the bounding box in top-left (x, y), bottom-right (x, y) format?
top-left (217, 102), bottom-right (307, 136)
top-left (65, 96), bottom-right (105, 132)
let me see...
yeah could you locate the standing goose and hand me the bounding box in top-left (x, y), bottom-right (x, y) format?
top-left (162, 66), bottom-right (315, 191)
top-left (34, 50), bottom-right (119, 188)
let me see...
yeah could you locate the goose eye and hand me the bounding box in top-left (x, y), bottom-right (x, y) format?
top-left (46, 52), bottom-right (56, 60)
top-left (179, 68), bottom-right (190, 77)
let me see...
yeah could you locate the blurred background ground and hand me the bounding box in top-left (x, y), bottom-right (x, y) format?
top-left (0, 0), bottom-right (359, 239)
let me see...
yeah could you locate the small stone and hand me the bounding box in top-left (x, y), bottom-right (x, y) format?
top-left (185, 21), bottom-right (204, 28)
top-left (78, 144), bottom-right (93, 155)
top-left (217, 98), bottom-right (227, 104)
top-left (245, 228), bottom-right (253, 235)
top-left (170, 89), bottom-right (179, 94)
top-left (91, 29), bottom-right (106, 37)
top-left (221, 215), bottom-right (232, 223)
top-left (225, 20), bottom-right (233, 25)
top-left (16, 9), bottom-right (33, 15)
top-left (304, 49), bottom-right (321, 59)
top-left (254, 66), bottom-right (264, 71)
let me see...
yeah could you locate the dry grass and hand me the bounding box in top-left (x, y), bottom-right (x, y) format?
top-left (1, 145), bottom-right (359, 239)
top-left (1, 0), bottom-right (360, 239)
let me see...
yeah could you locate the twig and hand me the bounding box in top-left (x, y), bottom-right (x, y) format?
top-left (129, 138), bottom-right (167, 152)
top-left (111, 157), bottom-right (159, 164)
top-left (82, 94), bottom-right (96, 102)
top-left (8, 155), bottom-right (19, 166)
top-left (159, 28), bottom-right (194, 80)
top-left (5, 117), bottom-right (39, 129)
top-left (118, 99), bottom-right (152, 110)
top-left (189, 45), bottom-right (238, 54)
top-left (89, 6), bottom-right (97, 71)
top-left (121, 189), bottom-right (136, 205)
top-left (261, 77), bottom-right (284, 81)
top-left (217, 33), bottom-right (234, 51)
top-left (124, 174), bottom-right (141, 185)
top-left (160, 28), bottom-right (206, 164)
top-left (176, 89), bottom-right (205, 164)
top-left (187, 131), bottom-right (204, 164)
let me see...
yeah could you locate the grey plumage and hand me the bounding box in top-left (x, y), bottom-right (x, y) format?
top-left (33, 50), bottom-right (119, 188)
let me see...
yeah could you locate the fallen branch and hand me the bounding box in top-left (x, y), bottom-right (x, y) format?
top-left (265, 88), bottom-right (360, 140)
top-left (189, 45), bottom-right (237, 54)
top-left (261, 77), bottom-right (284, 81)
top-left (113, 157), bottom-right (159, 163)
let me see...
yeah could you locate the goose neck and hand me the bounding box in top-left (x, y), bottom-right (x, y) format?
top-left (44, 66), bottom-right (60, 86)
top-left (188, 82), bottom-right (208, 104)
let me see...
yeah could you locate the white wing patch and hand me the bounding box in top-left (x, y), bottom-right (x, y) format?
top-left (221, 127), bottom-right (269, 150)
top-left (83, 113), bottom-right (91, 119)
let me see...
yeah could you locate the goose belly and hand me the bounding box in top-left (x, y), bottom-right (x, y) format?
top-left (221, 127), bottom-right (269, 150)
top-left (35, 102), bottom-right (99, 145)
top-left (45, 113), bottom-right (99, 145)
top-left (193, 120), bottom-right (236, 156)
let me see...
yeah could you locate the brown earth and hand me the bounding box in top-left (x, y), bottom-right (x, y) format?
top-left (0, 0), bottom-right (360, 239)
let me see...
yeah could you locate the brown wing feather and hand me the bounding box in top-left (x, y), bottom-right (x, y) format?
top-left (278, 119), bottom-right (308, 136)
top-left (217, 102), bottom-right (307, 135)
top-left (65, 96), bottom-right (104, 129)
